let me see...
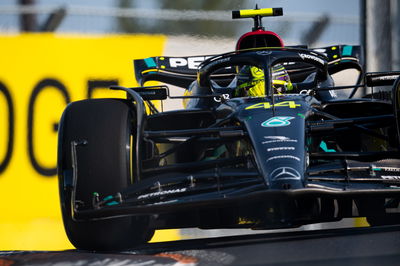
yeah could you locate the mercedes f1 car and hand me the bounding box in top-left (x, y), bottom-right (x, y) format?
top-left (58, 7), bottom-right (400, 251)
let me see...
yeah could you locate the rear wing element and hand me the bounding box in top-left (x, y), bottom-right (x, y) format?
top-left (133, 45), bottom-right (363, 88)
top-left (286, 45), bottom-right (363, 83)
top-left (134, 55), bottom-right (214, 88)
top-left (320, 45), bottom-right (363, 75)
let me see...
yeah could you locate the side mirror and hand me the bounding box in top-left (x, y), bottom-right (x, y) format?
top-left (111, 85), bottom-right (168, 100)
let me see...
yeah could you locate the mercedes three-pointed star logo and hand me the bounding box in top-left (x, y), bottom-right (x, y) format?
top-left (270, 167), bottom-right (301, 181)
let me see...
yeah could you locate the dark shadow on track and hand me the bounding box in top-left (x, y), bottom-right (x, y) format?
top-left (1, 225), bottom-right (400, 265)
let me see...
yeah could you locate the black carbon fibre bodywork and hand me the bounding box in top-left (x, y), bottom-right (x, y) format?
top-left (59, 48), bottom-right (400, 233)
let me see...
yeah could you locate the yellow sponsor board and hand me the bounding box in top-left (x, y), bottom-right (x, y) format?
top-left (0, 33), bottom-right (179, 250)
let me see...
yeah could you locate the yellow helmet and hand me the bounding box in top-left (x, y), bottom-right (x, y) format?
top-left (237, 64), bottom-right (292, 96)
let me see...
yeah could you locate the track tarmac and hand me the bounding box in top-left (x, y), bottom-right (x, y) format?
top-left (1, 225), bottom-right (400, 265)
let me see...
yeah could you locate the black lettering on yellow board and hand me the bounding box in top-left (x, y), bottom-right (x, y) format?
top-left (0, 78), bottom-right (121, 177)
top-left (0, 81), bottom-right (14, 174)
top-left (28, 78), bottom-right (71, 177)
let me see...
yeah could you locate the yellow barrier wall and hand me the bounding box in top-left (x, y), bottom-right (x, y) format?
top-left (0, 33), bottom-right (179, 250)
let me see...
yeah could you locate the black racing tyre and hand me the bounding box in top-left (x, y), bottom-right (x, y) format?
top-left (58, 98), bottom-right (154, 251)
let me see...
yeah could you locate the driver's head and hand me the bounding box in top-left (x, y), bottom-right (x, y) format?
top-left (236, 30), bottom-right (292, 96)
top-left (237, 64), bottom-right (292, 96)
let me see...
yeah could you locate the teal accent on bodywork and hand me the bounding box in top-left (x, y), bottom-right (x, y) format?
top-left (106, 201), bottom-right (119, 206)
top-left (144, 57), bottom-right (157, 68)
top-left (319, 141), bottom-right (336, 152)
top-left (373, 168), bottom-right (382, 171)
top-left (204, 145), bottom-right (227, 160)
top-left (103, 195), bottom-right (113, 201)
top-left (297, 113), bottom-right (305, 119)
top-left (342, 46), bottom-right (353, 56)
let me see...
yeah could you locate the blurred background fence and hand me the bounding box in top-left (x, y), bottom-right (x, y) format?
top-left (3, 0), bottom-right (399, 71)
top-left (1, 0), bottom-right (360, 47)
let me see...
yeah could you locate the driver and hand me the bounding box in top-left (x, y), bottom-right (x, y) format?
top-left (236, 64), bottom-right (293, 96)
top-left (235, 30), bottom-right (293, 97)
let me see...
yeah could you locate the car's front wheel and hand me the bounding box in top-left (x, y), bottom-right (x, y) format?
top-left (58, 98), bottom-right (154, 251)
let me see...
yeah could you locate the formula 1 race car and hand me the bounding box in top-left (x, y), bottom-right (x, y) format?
top-left (58, 7), bottom-right (400, 251)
